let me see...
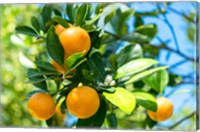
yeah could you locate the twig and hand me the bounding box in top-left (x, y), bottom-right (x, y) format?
top-left (167, 6), bottom-right (196, 24)
top-left (169, 111), bottom-right (196, 129)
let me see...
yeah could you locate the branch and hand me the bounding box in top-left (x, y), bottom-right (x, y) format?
top-left (167, 7), bottom-right (196, 24)
top-left (169, 111), bottom-right (196, 129)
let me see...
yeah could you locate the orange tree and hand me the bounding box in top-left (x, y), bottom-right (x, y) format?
top-left (15, 3), bottom-right (176, 128)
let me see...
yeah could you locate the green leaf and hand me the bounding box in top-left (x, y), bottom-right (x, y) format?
top-left (118, 9), bottom-right (135, 35)
top-left (132, 91), bottom-right (157, 112)
top-left (116, 44), bottom-right (143, 67)
top-left (75, 4), bottom-right (89, 26)
top-left (28, 71), bottom-right (58, 78)
top-left (95, 3), bottom-right (104, 14)
top-left (46, 26), bottom-right (64, 66)
top-left (31, 16), bottom-right (40, 33)
top-left (41, 5), bottom-right (52, 27)
top-left (103, 88), bottom-right (136, 115)
top-left (106, 112), bottom-right (117, 128)
top-left (53, 8), bottom-right (62, 17)
top-left (34, 61), bottom-right (57, 72)
top-left (135, 24), bottom-right (157, 39)
top-left (82, 24), bottom-right (96, 33)
top-left (115, 58), bottom-right (158, 79)
top-left (125, 66), bottom-right (168, 85)
top-left (121, 31), bottom-right (151, 43)
top-left (104, 10), bottom-right (116, 25)
top-left (66, 4), bottom-right (76, 23)
top-left (84, 13), bottom-right (102, 25)
top-left (15, 26), bottom-right (38, 37)
top-left (27, 69), bottom-right (47, 90)
top-left (88, 51), bottom-right (106, 82)
top-left (97, 87), bottom-right (116, 93)
top-left (52, 16), bottom-right (69, 28)
top-left (65, 52), bottom-right (85, 70)
top-left (76, 96), bottom-right (106, 128)
top-left (143, 70), bottom-right (169, 93)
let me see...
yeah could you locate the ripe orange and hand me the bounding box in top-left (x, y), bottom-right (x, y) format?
top-left (27, 92), bottom-right (56, 120)
top-left (147, 97), bottom-right (173, 122)
top-left (55, 23), bottom-right (73, 35)
top-left (59, 27), bottom-right (91, 59)
top-left (66, 86), bottom-right (100, 119)
top-left (51, 60), bottom-right (67, 73)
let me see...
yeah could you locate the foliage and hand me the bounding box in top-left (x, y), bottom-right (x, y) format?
top-left (1, 2), bottom-right (197, 130)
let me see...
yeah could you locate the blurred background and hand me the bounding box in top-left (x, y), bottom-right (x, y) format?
top-left (0, 2), bottom-right (198, 130)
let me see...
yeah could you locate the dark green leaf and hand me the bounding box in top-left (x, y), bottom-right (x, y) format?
top-left (110, 8), bottom-right (121, 34)
top-left (134, 16), bottom-right (144, 27)
top-left (135, 24), bottom-right (157, 39)
top-left (41, 5), bottom-right (52, 27)
top-left (31, 16), bottom-right (40, 33)
top-left (104, 10), bottom-right (116, 25)
top-left (76, 96), bottom-right (107, 128)
top-left (82, 24), bottom-right (96, 33)
top-left (46, 26), bottom-right (64, 66)
top-left (28, 71), bottom-right (58, 78)
top-left (27, 69), bottom-right (47, 90)
top-left (75, 4), bottom-right (89, 26)
top-left (115, 58), bottom-right (158, 79)
top-left (52, 16), bottom-right (69, 28)
top-left (66, 4), bottom-right (76, 23)
top-left (43, 19), bottom-right (57, 33)
top-left (53, 8), bottom-right (62, 17)
top-left (107, 112), bottom-right (117, 128)
top-left (116, 44), bottom-right (143, 67)
top-left (34, 61), bottom-right (58, 72)
top-left (125, 66), bottom-right (168, 85)
top-left (88, 51), bottom-right (106, 82)
top-left (132, 91), bottom-right (157, 112)
top-left (143, 70), bottom-right (169, 93)
top-left (103, 88), bottom-right (136, 115)
top-left (15, 26), bottom-right (38, 37)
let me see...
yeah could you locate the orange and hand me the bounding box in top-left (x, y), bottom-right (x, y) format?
top-left (27, 92), bottom-right (56, 120)
top-left (51, 60), bottom-right (67, 73)
top-left (147, 97), bottom-right (173, 122)
top-left (66, 86), bottom-right (100, 119)
top-left (59, 27), bottom-right (91, 59)
top-left (55, 23), bottom-right (73, 35)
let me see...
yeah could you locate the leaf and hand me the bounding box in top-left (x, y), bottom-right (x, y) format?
top-left (46, 26), bottom-right (64, 66)
top-left (95, 3), bottom-right (104, 14)
top-left (82, 24), bottom-right (96, 33)
top-left (116, 44), bottom-right (143, 67)
top-left (125, 66), bottom-right (168, 85)
top-left (41, 5), bottom-right (52, 26)
top-left (118, 9), bottom-right (135, 35)
top-left (65, 52), bottom-right (85, 70)
top-left (27, 69), bottom-right (47, 90)
top-left (132, 91), bottom-right (157, 112)
top-left (88, 51), bottom-right (106, 82)
top-left (97, 87), bottom-right (116, 93)
top-left (76, 96), bottom-right (107, 128)
top-left (34, 61), bottom-right (57, 72)
top-left (107, 112), bottom-right (117, 128)
top-left (31, 16), bottom-right (40, 33)
top-left (66, 4), bottom-right (76, 23)
top-left (143, 70), bottom-right (169, 93)
top-left (104, 10), bottom-right (116, 25)
top-left (103, 88), bottom-right (136, 115)
top-left (135, 24), bottom-right (157, 39)
top-left (53, 8), bottom-right (62, 17)
top-left (75, 4), bottom-right (89, 26)
top-left (15, 26), bottom-right (38, 37)
top-left (84, 13), bottom-right (102, 25)
top-left (115, 58), bottom-right (158, 79)
top-left (28, 71), bottom-right (58, 78)
top-left (52, 16), bottom-right (69, 28)
top-left (121, 31), bottom-right (151, 43)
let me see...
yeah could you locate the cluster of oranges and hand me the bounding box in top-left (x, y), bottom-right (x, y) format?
top-left (27, 24), bottom-right (173, 123)
top-left (27, 24), bottom-right (100, 121)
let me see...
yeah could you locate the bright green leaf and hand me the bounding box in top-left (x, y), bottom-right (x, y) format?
top-left (135, 24), bottom-right (157, 39)
top-left (115, 58), bottom-right (158, 79)
top-left (104, 10), bottom-right (116, 25)
top-left (143, 70), bottom-right (169, 93)
top-left (31, 16), bottom-right (40, 33)
top-left (132, 91), bottom-right (157, 112)
top-left (103, 88), bottom-right (136, 115)
top-left (65, 52), bottom-right (85, 70)
top-left (125, 66), bottom-right (168, 85)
